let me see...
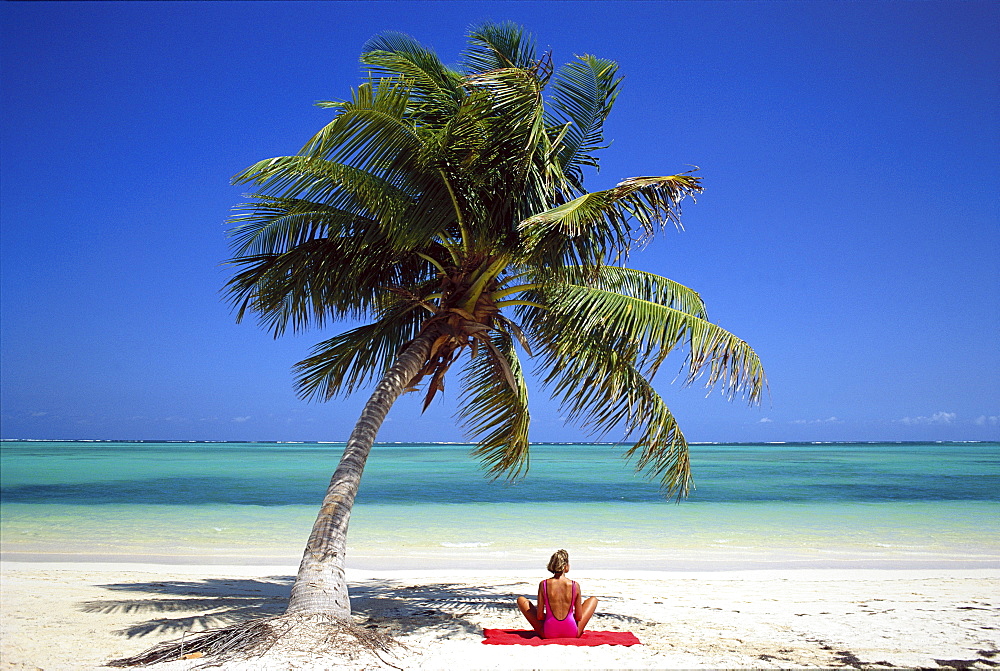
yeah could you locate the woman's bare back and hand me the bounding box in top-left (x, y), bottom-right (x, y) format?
top-left (542, 577), bottom-right (577, 619)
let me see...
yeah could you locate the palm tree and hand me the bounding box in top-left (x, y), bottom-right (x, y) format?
top-left (224, 23), bottom-right (765, 619)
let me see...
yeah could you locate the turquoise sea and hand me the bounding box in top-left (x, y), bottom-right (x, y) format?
top-left (1, 441), bottom-right (997, 570)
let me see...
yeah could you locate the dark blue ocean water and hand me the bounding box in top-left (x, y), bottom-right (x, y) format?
top-left (3, 441), bottom-right (997, 505)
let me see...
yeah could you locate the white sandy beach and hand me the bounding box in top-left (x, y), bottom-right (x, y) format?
top-left (2, 562), bottom-right (998, 670)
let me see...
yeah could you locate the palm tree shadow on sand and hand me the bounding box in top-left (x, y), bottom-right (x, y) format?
top-left (79, 576), bottom-right (294, 638)
top-left (81, 576), bottom-right (643, 641)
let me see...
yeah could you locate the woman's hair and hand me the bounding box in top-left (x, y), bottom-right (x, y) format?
top-left (547, 549), bottom-right (570, 575)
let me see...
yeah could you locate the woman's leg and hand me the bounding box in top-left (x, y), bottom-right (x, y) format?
top-left (576, 597), bottom-right (598, 636)
top-left (516, 596), bottom-right (544, 636)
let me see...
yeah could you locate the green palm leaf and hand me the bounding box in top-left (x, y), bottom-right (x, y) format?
top-left (305, 82), bottom-right (421, 171)
top-left (547, 55), bottom-right (622, 189)
top-left (539, 265), bottom-right (708, 318)
top-left (457, 330), bottom-right (532, 479)
top-left (294, 297), bottom-right (430, 399)
top-left (530, 283), bottom-right (765, 400)
top-left (227, 196), bottom-right (378, 257)
top-left (464, 21), bottom-right (541, 73)
top-left (233, 158), bottom-right (416, 238)
top-left (526, 320), bottom-right (692, 495)
top-left (224, 189), bottom-right (440, 334)
top-left (519, 173), bottom-right (703, 269)
top-left (224, 243), bottom-right (412, 336)
top-left (361, 32), bottom-right (465, 115)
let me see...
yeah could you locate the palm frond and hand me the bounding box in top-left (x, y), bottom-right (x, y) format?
top-left (547, 55), bottom-right (622, 188)
top-left (457, 67), bottom-right (553, 233)
top-left (232, 157), bottom-right (416, 239)
top-left (529, 325), bottom-right (692, 496)
top-left (546, 266), bottom-right (708, 318)
top-left (620, 376), bottom-right (692, 498)
top-left (232, 154), bottom-right (458, 260)
top-left (519, 173), bottom-right (703, 269)
top-left (458, 330), bottom-right (532, 480)
top-left (226, 196), bottom-right (378, 257)
top-left (293, 297), bottom-right (431, 399)
top-left (360, 33), bottom-right (466, 120)
top-left (224, 209), bottom-right (438, 336)
top-left (303, 82), bottom-right (421, 172)
top-left (464, 21), bottom-right (540, 73)
top-left (527, 283), bottom-right (765, 402)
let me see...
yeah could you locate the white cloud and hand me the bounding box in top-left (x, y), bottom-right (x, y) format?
top-left (758, 417), bottom-right (773, 423)
top-left (898, 411), bottom-right (956, 426)
top-left (231, 416), bottom-right (251, 423)
top-left (790, 416), bottom-right (841, 425)
top-left (974, 415), bottom-right (999, 426)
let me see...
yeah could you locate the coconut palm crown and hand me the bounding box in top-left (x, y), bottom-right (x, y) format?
top-left (224, 22), bottom-right (765, 617)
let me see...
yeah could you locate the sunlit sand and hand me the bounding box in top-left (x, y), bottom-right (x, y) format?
top-left (2, 561), bottom-right (997, 668)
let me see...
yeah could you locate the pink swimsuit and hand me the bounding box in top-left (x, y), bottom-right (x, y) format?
top-left (542, 579), bottom-right (578, 638)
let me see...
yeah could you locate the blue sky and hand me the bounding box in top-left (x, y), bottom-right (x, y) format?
top-left (1, 1), bottom-right (997, 443)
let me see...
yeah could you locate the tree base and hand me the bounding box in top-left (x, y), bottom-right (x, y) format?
top-left (107, 613), bottom-right (403, 668)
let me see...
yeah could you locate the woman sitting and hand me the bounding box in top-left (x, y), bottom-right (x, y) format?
top-left (516, 549), bottom-right (598, 638)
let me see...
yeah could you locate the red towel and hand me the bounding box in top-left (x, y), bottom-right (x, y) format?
top-left (482, 629), bottom-right (641, 646)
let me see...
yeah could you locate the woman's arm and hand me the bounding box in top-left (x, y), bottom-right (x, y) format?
top-left (574, 581), bottom-right (583, 614)
top-left (536, 580), bottom-right (545, 620)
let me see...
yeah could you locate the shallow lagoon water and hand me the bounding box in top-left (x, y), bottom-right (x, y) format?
top-left (1, 441), bottom-right (997, 569)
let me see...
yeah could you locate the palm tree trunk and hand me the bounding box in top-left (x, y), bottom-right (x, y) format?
top-left (285, 332), bottom-right (435, 617)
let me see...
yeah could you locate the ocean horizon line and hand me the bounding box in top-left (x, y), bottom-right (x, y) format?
top-left (2, 438), bottom-right (997, 446)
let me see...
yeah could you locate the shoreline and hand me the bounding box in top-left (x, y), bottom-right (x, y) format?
top-left (4, 552), bottom-right (998, 572)
top-left (3, 560), bottom-right (998, 669)
top-left (5, 558), bottom-right (1000, 577)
